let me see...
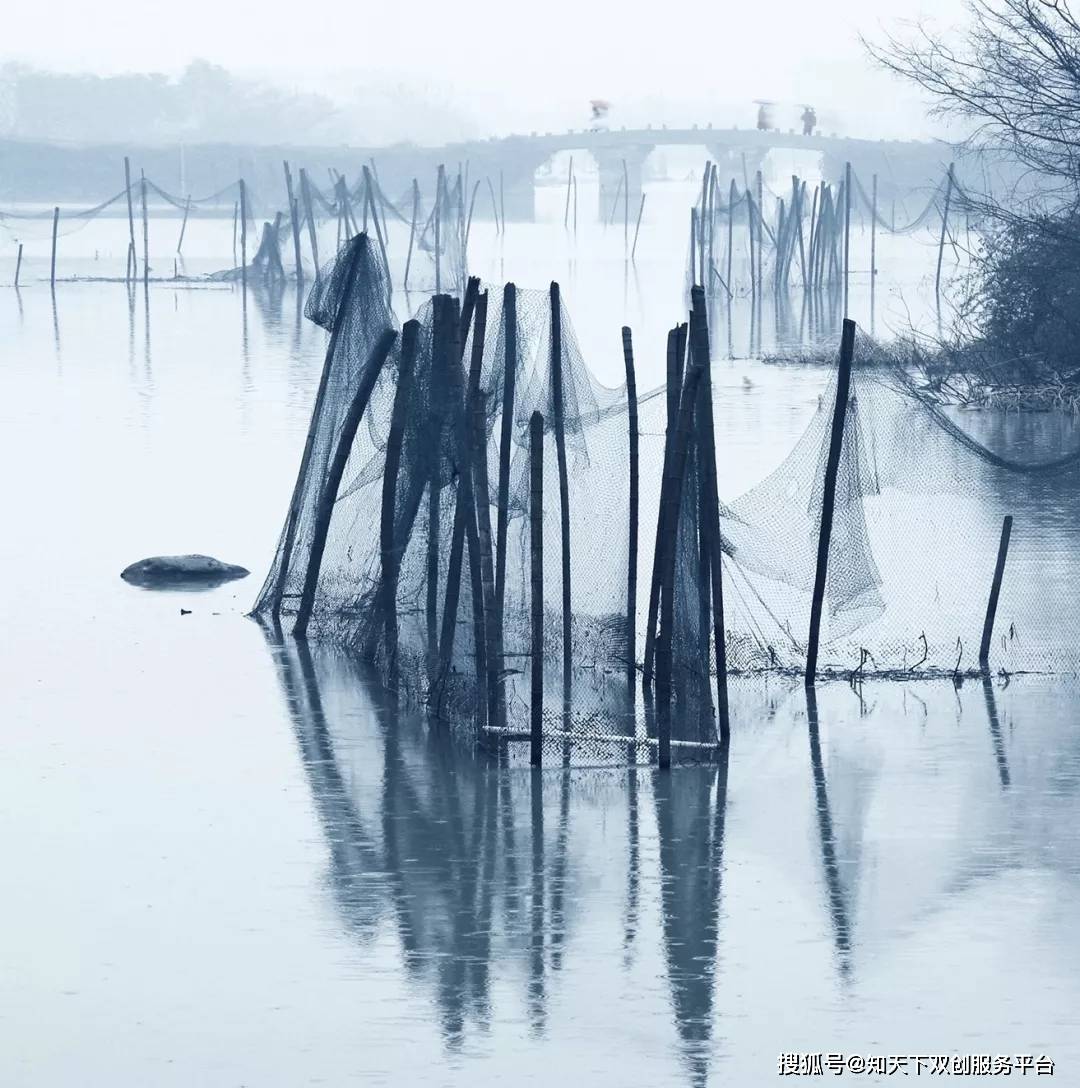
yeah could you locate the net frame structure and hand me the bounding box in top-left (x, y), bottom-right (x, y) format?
top-left (253, 232), bottom-right (1080, 767)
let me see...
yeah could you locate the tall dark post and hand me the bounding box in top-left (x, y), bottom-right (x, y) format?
top-left (622, 327), bottom-right (639, 700)
top-left (49, 206), bottom-right (59, 289)
top-left (426, 295), bottom-right (454, 677)
top-left (495, 283), bottom-right (518, 642)
top-left (284, 161), bottom-right (304, 282)
top-left (979, 515), bottom-right (1013, 668)
top-left (530, 411), bottom-right (545, 766)
top-left (805, 319), bottom-right (857, 683)
top-left (294, 329), bottom-right (398, 638)
top-left (549, 282), bottom-right (572, 704)
top-left (124, 156), bottom-right (137, 284)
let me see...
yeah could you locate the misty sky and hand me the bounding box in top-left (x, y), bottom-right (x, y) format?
top-left (5, 0), bottom-right (971, 141)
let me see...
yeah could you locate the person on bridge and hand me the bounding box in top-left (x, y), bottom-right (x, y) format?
top-left (801, 105), bottom-right (817, 136)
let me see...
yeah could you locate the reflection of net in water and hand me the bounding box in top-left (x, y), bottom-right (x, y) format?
top-left (252, 233), bottom-right (1080, 763)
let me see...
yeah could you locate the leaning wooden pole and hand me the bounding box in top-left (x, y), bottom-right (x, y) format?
top-left (805, 318), bottom-right (856, 683)
top-left (177, 196), bottom-right (191, 256)
top-left (622, 327), bottom-right (640, 700)
top-left (294, 328), bottom-right (398, 639)
top-left (530, 410), bottom-right (545, 767)
top-left (979, 515), bottom-right (1013, 669)
top-left (935, 164), bottom-right (955, 311)
top-left (299, 168), bottom-right (320, 275)
top-left (403, 178), bottom-right (420, 290)
top-left (549, 282), bottom-right (573, 704)
top-left (49, 206), bottom-right (59, 289)
top-left (140, 173), bottom-right (150, 287)
top-left (843, 162), bottom-right (852, 316)
top-left (14, 242), bottom-right (23, 287)
top-left (268, 236), bottom-right (367, 620)
top-left (426, 294), bottom-right (454, 675)
top-left (631, 192), bottom-right (646, 261)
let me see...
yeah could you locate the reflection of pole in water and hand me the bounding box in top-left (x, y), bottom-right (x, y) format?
top-left (653, 742), bottom-right (730, 1088)
top-left (528, 768), bottom-right (547, 1037)
top-left (981, 673), bottom-right (1011, 789)
top-left (805, 687), bottom-right (853, 978)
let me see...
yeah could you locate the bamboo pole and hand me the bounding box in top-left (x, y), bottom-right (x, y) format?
top-left (655, 326), bottom-right (708, 768)
top-left (49, 206), bottom-right (59, 288)
top-left (268, 235), bottom-right (368, 619)
top-left (564, 155), bottom-right (574, 229)
top-left (979, 515), bottom-right (1013, 668)
top-left (843, 162), bottom-right (851, 315)
top-left (870, 173), bottom-right (878, 279)
top-left (631, 192), bottom-right (646, 261)
top-left (549, 282), bottom-right (572, 703)
top-left (404, 179), bottom-right (420, 290)
top-left (379, 319), bottom-right (420, 686)
top-left (124, 157), bottom-right (137, 284)
top-left (690, 286), bottom-right (729, 740)
top-left (465, 179), bottom-right (480, 254)
top-left (755, 169), bottom-right (764, 292)
top-left (499, 170), bottom-right (506, 234)
top-left (746, 187), bottom-right (756, 298)
top-left (935, 164), bottom-right (955, 311)
top-left (434, 165), bottom-right (445, 294)
top-left (623, 158), bottom-right (630, 250)
top-left (294, 328), bottom-right (398, 638)
top-left (727, 179), bottom-right (735, 295)
top-left (140, 173), bottom-right (149, 287)
top-left (487, 177), bottom-right (500, 234)
top-left (689, 207), bottom-right (698, 286)
top-left (622, 326), bottom-right (639, 699)
top-left (494, 283), bottom-right (518, 651)
top-left (239, 177), bottom-right (248, 290)
top-left (177, 196), bottom-right (191, 256)
top-left (426, 293), bottom-right (454, 676)
top-left (805, 318), bottom-right (856, 682)
top-left (530, 410), bottom-right (545, 766)
top-left (14, 242), bottom-right (22, 287)
top-left (284, 161), bottom-right (304, 282)
top-left (300, 168), bottom-right (320, 276)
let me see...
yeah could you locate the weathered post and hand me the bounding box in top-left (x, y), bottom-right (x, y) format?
top-left (50, 207), bottom-right (59, 289)
top-left (805, 318), bottom-right (857, 682)
top-left (239, 177), bottom-right (248, 290)
top-left (403, 178), bottom-right (420, 290)
top-left (979, 515), bottom-right (1013, 669)
top-left (530, 410), bottom-right (545, 766)
top-left (843, 161), bottom-right (852, 316)
top-left (299, 168), bottom-right (320, 275)
top-left (14, 243), bottom-right (22, 287)
top-left (631, 192), bottom-right (646, 261)
top-left (549, 282), bottom-right (572, 704)
top-left (564, 155), bottom-right (574, 229)
top-left (294, 328), bottom-right (398, 638)
top-left (870, 173), bottom-right (878, 280)
top-left (140, 172), bottom-right (150, 286)
top-left (622, 327), bottom-right (639, 700)
top-left (176, 197), bottom-right (191, 256)
top-left (727, 179), bottom-right (736, 294)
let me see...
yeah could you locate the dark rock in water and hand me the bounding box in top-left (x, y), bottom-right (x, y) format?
top-left (120, 554), bottom-right (250, 590)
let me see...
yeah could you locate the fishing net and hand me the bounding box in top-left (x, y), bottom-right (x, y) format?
top-left (254, 233), bottom-right (1080, 764)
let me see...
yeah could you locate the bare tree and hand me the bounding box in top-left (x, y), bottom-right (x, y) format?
top-left (867, 0), bottom-right (1080, 211)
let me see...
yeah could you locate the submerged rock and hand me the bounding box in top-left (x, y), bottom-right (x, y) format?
top-left (120, 554), bottom-right (250, 590)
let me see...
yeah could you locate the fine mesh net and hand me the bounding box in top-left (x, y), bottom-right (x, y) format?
top-left (254, 232), bottom-right (1080, 764)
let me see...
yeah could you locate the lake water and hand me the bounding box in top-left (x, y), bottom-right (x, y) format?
top-left (2, 182), bottom-right (1078, 1084)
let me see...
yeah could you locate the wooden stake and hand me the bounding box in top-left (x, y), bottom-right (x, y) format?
top-left (622, 327), bottom-right (639, 699)
top-left (404, 179), bottom-right (420, 290)
top-left (979, 515), bottom-right (1013, 668)
top-left (124, 157), bottom-right (136, 285)
top-left (140, 173), bottom-right (149, 287)
top-left (299, 168), bottom-right (320, 275)
top-left (14, 242), bottom-right (22, 287)
top-left (239, 177), bottom-right (248, 290)
top-left (805, 318), bottom-right (856, 682)
top-left (564, 155), bottom-right (574, 229)
top-left (843, 162), bottom-right (851, 316)
top-left (727, 179), bottom-right (735, 296)
top-left (177, 196), bottom-right (191, 256)
top-left (631, 192), bottom-right (646, 261)
top-left (530, 410), bottom-right (545, 766)
top-left (294, 328), bottom-right (398, 638)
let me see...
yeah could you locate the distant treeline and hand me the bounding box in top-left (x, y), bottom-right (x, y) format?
top-left (0, 60), bottom-right (472, 147)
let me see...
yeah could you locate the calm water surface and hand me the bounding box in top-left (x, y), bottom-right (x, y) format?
top-left (2, 192), bottom-right (1078, 1085)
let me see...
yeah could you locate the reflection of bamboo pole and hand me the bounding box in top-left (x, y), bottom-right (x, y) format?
top-left (530, 409), bottom-right (544, 767)
top-left (622, 327), bottom-right (639, 700)
top-left (294, 328), bottom-right (398, 639)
